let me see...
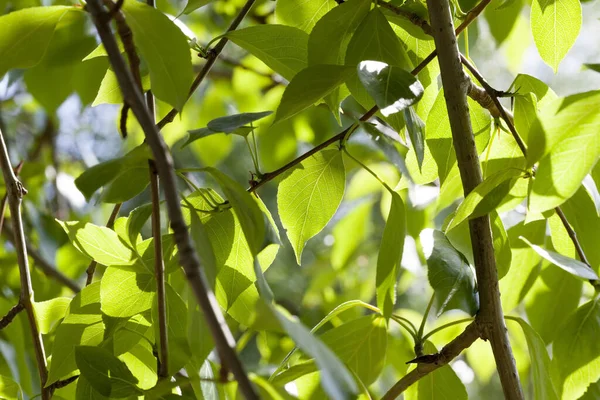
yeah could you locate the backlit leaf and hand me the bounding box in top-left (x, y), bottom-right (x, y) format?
top-left (34, 297), bottom-right (71, 335)
top-left (275, 0), bottom-right (337, 33)
top-left (278, 149), bottom-right (345, 264)
top-left (100, 269), bottom-right (155, 318)
top-left (225, 25), bottom-right (308, 81)
top-left (531, 0), bottom-right (581, 72)
top-left (121, 1), bottom-right (193, 111)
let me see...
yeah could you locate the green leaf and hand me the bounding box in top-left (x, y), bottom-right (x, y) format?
top-left (553, 298), bottom-right (600, 400)
top-left (525, 261), bottom-right (582, 344)
top-left (447, 168), bottom-right (523, 231)
top-left (182, 0), bottom-right (213, 14)
top-left (225, 25), bottom-right (308, 81)
top-left (376, 192), bottom-right (406, 319)
top-left (508, 317), bottom-right (559, 400)
top-left (307, 0), bottom-right (371, 66)
top-left (92, 68), bottom-right (151, 106)
top-left (76, 375), bottom-right (109, 400)
top-left (491, 212), bottom-right (512, 279)
top-left (58, 221), bottom-right (142, 272)
top-left (404, 107), bottom-right (426, 170)
top-left (485, 0), bottom-right (524, 46)
top-left (75, 346), bottom-right (141, 398)
top-left (207, 111), bottom-right (272, 133)
top-left (47, 283), bottom-right (106, 386)
top-left (345, 8), bottom-right (412, 108)
top-left (357, 61), bottom-right (424, 116)
top-left (426, 87), bottom-right (491, 184)
top-left (425, 230), bottom-right (479, 316)
top-left (274, 64), bottom-right (355, 123)
top-left (272, 305), bottom-right (358, 399)
top-left (278, 149), bottom-right (345, 264)
top-left (584, 63), bottom-right (600, 73)
top-left (121, 1), bottom-right (193, 111)
top-left (275, 0), bottom-right (337, 33)
top-left (34, 297), bottom-right (71, 334)
top-left (520, 237), bottom-right (599, 280)
top-left (75, 145), bottom-right (151, 203)
top-left (528, 91), bottom-right (600, 212)
top-left (117, 341), bottom-right (157, 390)
top-left (152, 284), bottom-right (190, 375)
top-left (100, 269), bottom-right (155, 318)
top-left (531, 0), bottom-right (581, 72)
top-left (320, 315), bottom-right (388, 385)
top-left (126, 203), bottom-right (153, 249)
top-left (203, 168), bottom-right (266, 255)
top-left (0, 6), bottom-right (77, 77)
top-left (0, 375), bottom-right (22, 400)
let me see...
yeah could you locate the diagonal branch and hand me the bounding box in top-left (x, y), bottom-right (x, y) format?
top-left (0, 127), bottom-right (50, 399)
top-left (382, 322), bottom-right (480, 400)
top-left (85, 1), bottom-right (258, 398)
top-left (0, 302), bottom-right (24, 330)
top-left (425, 0), bottom-right (524, 398)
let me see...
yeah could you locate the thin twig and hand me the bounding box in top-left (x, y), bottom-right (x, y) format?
top-left (0, 126), bottom-right (49, 399)
top-left (150, 160), bottom-right (169, 378)
top-left (0, 160), bottom-right (23, 234)
top-left (0, 302), bottom-right (24, 330)
top-left (381, 322), bottom-right (480, 400)
top-left (85, 2), bottom-right (258, 398)
top-left (425, 0), bottom-right (524, 398)
top-left (85, 203), bottom-right (121, 285)
top-left (156, 0), bottom-right (257, 129)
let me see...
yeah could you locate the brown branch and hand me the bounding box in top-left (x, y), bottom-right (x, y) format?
top-left (85, 203), bottom-right (121, 285)
top-left (425, 0), bottom-right (524, 398)
top-left (85, 1), bottom-right (258, 398)
top-left (150, 160), bottom-right (169, 378)
top-left (156, 0), bottom-right (257, 129)
top-left (382, 322), bottom-right (480, 400)
top-left (0, 302), bottom-right (24, 330)
top-left (3, 224), bottom-right (80, 292)
top-left (0, 127), bottom-right (49, 399)
top-left (50, 375), bottom-right (79, 390)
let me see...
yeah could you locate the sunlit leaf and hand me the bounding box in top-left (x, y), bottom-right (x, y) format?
top-left (275, 0), bottom-right (337, 33)
top-left (225, 25), bottom-right (308, 81)
top-left (100, 269), bottom-right (155, 318)
top-left (121, 1), bottom-right (193, 111)
top-left (278, 149), bottom-right (345, 264)
top-left (33, 297), bottom-right (71, 335)
top-left (531, 0), bottom-right (581, 72)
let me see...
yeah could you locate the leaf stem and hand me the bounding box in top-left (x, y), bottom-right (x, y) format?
top-left (417, 294), bottom-right (436, 339)
top-left (421, 318), bottom-right (474, 342)
top-left (149, 160), bottom-right (169, 379)
top-left (342, 147), bottom-right (394, 194)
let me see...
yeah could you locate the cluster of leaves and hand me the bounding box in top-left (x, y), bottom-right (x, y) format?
top-left (0, 0), bottom-right (599, 399)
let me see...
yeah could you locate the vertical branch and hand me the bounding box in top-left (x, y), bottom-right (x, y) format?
top-left (149, 160), bottom-right (169, 378)
top-left (425, 0), bottom-right (524, 398)
top-left (0, 126), bottom-right (49, 399)
top-left (0, 160), bottom-right (23, 234)
top-left (85, 203), bottom-right (121, 285)
top-left (85, 2), bottom-right (258, 398)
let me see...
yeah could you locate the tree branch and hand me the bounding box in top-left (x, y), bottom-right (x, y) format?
top-left (150, 160), bottom-right (169, 378)
top-left (85, 2), bottom-right (258, 398)
top-left (85, 203), bottom-right (121, 286)
top-left (0, 127), bottom-right (50, 399)
top-left (0, 302), bottom-right (24, 330)
top-left (156, 0), bottom-right (257, 129)
top-left (381, 322), bottom-right (480, 400)
top-left (0, 160), bottom-right (23, 234)
top-left (425, 0), bottom-right (524, 398)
